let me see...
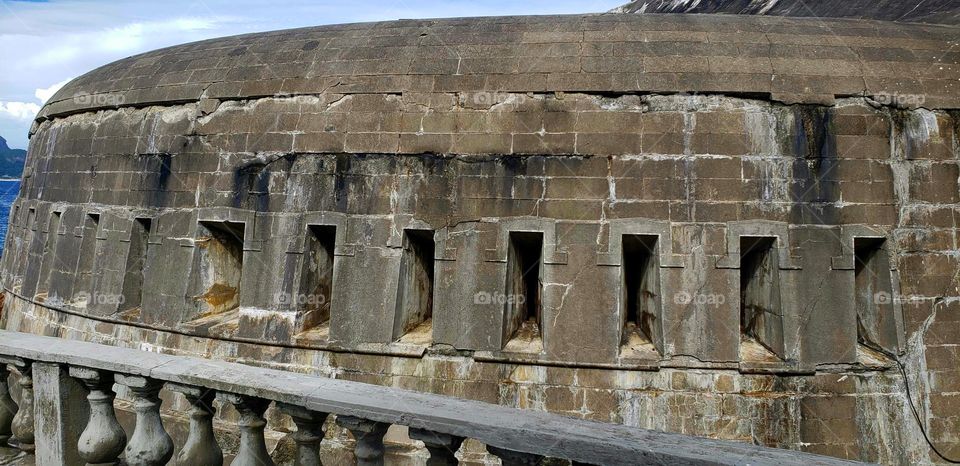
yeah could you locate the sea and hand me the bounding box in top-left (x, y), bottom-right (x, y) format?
top-left (0, 180), bottom-right (21, 256)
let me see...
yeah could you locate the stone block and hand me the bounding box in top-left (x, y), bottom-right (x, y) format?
top-left (512, 133), bottom-right (576, 155)
top-left (344, 132), bottom-right (400, 153)
top-left (451, 134), bottom-right (513, 155)
top-left (835, 135), bottom-right (890, 159)
top-left (696, 112), bottom-right (747, 134)
top-left (608, 201), bottom-right (671, 219)
top-left (432, 222), bottom-right (503, 351)
top-left (661, 260), bottom-right (739, 362)
top-left (539, 200), bottom-right (605, 220)
top-left (399, 133), bottom-right (454, 154)
top-left (909, 163), bottom-right (960, 203)
top-left (544, 177), bottom-right (610, 200)
top-left (543, 225), bottom-right (619, 364)
top-left (328, 244), bottom-right (400, 346)
top-left (33, 362), bottom-right (88, 466)
top-left (691, 133), bottom-right (750, 156)
top-left (641, 133), bottom-right (685, 155)
top-left (801, 396), bottom-right (856, 421)
top-left (577, 133), bottom-right (642, 156)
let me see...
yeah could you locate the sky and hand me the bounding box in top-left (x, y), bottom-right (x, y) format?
top-left (0, 0), bottom-right (620, 149)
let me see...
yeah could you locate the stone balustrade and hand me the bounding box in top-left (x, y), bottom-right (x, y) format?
top-left (0, 330), bottom-right (866, 465)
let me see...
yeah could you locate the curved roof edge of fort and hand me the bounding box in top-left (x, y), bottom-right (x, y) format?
top-left (35, 13), bottom-right (960, 129)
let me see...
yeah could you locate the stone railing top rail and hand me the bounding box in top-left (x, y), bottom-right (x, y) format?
top-left (0, 330), bottom-right (865, 465)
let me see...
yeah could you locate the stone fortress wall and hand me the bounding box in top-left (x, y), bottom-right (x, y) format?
top-left (1, 14), bottom-right (958, 464)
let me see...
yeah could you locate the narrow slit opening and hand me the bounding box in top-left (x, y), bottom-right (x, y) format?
top-left (73, 213), bottom-right (100, 306)
top-left (299, 224), bottom-right (336, 333)
top-left (621, 234), bottom-right (661, 357)
top-left (394, 229), bottom-right (435, 343)
top-left (739, 236), bottom-right (784, 361)
top-left (2, 205), bottom-right (18, 257)
top-left (120, 218), bottom-right (152, 313)
top-left (854, 237), bottom-right (898, 361)
top-left (504, 231), bottom-right (543, 349)
top-left (37, 211), bottom-right (62, 297)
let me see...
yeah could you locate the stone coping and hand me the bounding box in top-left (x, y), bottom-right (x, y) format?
top-left (0, 329), bottom-right (868, 465)
top-left (38, 14), bottom-right (960, 123)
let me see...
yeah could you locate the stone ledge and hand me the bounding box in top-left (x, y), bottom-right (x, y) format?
top-left (0, 329), bottom-right (867, 466)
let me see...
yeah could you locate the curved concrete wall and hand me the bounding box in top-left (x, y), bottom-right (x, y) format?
top-left (2, 14), bottom-right (959, 464)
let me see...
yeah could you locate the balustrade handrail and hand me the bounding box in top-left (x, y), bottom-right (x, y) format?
top-left (0, 330), bottom-right (867, 465)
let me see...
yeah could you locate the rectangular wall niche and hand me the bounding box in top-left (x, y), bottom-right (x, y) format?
top-left (503, 231), bottom-right (544, 351)
top-left (393, 229), bottom-right (435, 343)
top-left (73, 213), bottom-right (100, 304)
top-left (854, 237), bottom-right (899, 356)
top-left (299, 225), bottom-right (336, 333)
top-left (739, 236), bottom-right (785, 360)
top-left (24, 207), bottom-right (35, 237)
top-left (195, 221), bottom-right (245, 316)
top-left (37, 211), bottom-right (62, 296)
top-left (119, 218), bottom-right (152, 312)
top-left (4, 205), bottom-right (18, 252)
top-left (620, 234), bottom-right (662, 358)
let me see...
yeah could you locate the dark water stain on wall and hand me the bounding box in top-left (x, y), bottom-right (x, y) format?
top-left (141, 153), bottom-right (173, 206)
top-left (499, 156), bottom-right (528, 200)
top-left (234, 162), bottom-right (266, 210)
top-left (233, 155), bottom-right (295, 212)
top-left (333, 154), bottom-right (352, 212)
top-left (417, 153), bottom-right (447, 175)
top-left (789, 106), bottom-right (839, 225)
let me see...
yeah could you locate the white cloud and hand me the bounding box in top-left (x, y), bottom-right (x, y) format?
top-left (99, 23), bottom-right (146, 52)
top-left (0, 102), bottom-right (41, 121)
top-left (35, 78), bottom-right (73, 104)
top-left (169, 18), bottom-right (218, 31)
top-left (98, 18), bottom-right (220, 53)
top-left (0, 78), bottom-right (76, 124)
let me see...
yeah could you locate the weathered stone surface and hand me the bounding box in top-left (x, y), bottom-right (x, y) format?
top-left (613, 0), bottom-right (960, 25)
top-left (0, 11), bottom-right (957, 466)
top-left (31, 15), bottom-right (960, 124)
top-left (0, 331), bottom-right (864, 466)
top-left (32, 363), bottom-right (86, 466)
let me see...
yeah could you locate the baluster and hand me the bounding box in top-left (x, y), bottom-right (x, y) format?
top-left (115, 375), bottom-right (173, 466)
top-left (487, 446), bottom-right (543, 466)
top-left (409, 428), bottom-right (464, 466)
top-left (168, 384), bottom-right (222, 466)
top-left (336, 416), bottom-right (389, 466)
top-left (277, 403), bottom-right (328, 466)
top-left (218, 393), bottom-right (275, 466)
top-left (0, 364), bottom-right (18, 446)
top-left (70, 367), bottom-right (126, 466)
top-left (8, 359), bottom-right (34, 452)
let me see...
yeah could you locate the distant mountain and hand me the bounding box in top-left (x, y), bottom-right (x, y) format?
top-left (611, 0), bottom-right (960, 25)
top-left (0, 136), bottom-right (26, 179)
